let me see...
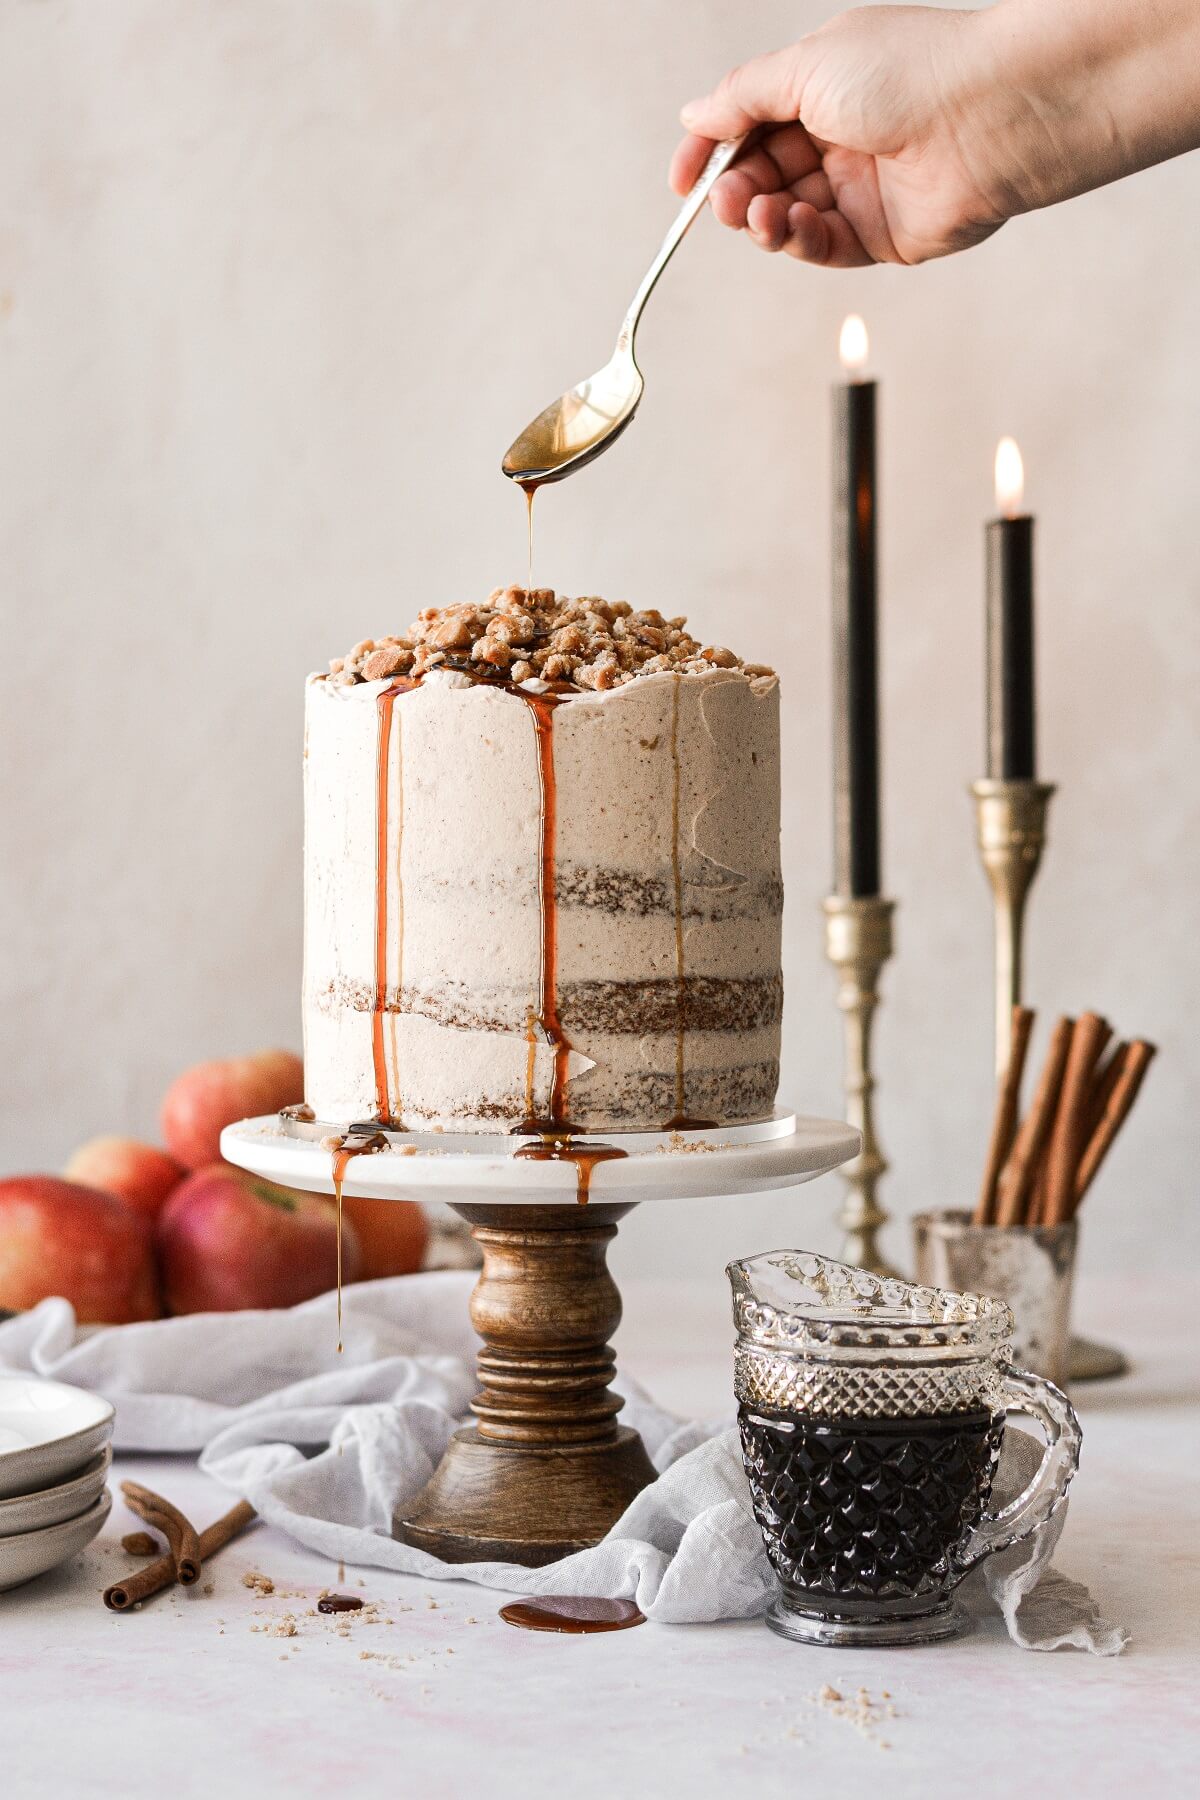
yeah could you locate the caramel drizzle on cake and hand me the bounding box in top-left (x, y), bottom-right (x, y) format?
top-left (373, 677), bottom-right (420, 1122)
top-left (513, 686), bottom-right (571, 1129)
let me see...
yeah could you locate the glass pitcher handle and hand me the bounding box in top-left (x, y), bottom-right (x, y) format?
top-left (956, 1368), bottom-right (1081, 1575)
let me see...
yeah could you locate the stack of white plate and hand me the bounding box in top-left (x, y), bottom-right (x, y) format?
top-left (0, 1375), bottom-right (114, 1591)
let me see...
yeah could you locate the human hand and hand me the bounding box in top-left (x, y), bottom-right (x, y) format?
top-left (670, 6), bottom-right (1010, 267)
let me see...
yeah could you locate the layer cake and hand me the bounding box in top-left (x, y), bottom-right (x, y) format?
top-left (302, 588), bottom-right (781, 1133)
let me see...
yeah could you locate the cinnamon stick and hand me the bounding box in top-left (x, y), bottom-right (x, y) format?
top-left (1073, 1040), bottom-right (1157, 1210)
top-left (1026, 1158), bottom-right (1051, 1228)
top-left (104, 1498), bottom-right (256, 1612)
top-left (973, 1006), bottom-right (1036, 1225)
top-left (994, 1017), bottom-right (1074, 1227)
top-left (119, 1481), bottom-right (203, 1586)
top-left (1042, 1012), bottom-right (1111, 1226)
top-left (1027, 1017), bottom-right (1106, 1226)
top-left (1087, 1040), bottom-right (1128, 1139)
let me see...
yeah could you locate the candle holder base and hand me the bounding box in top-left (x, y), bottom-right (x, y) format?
top-left (1067, 1334), bottom-right (1129, 1384)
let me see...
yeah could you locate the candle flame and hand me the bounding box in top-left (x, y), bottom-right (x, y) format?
top-left (994, 437), bottom-right (1024, 517)
top-left (838, 314), bottom-right (869, 377)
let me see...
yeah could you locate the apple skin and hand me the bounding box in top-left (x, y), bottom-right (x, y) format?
top-left (160, 1050), bottom-right (305, 1170)
top-left (156, 1164), bottom-right (361, 1314)
top-left (64, 1136), bottom-right (186, 1223)
top-left (0, 1177), bottom-right (160, 1323)
top-left (341, 1195), bottom-right (429, 1281)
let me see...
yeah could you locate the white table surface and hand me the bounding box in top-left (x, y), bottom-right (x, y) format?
top-left (4, 1273), bottom-right (1197, 1800)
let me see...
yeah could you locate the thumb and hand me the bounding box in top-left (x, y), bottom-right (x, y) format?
top-left (680, 43), bottom-right (811, 137)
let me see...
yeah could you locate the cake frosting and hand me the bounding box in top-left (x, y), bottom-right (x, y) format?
top-left (302, 588), bottom-right (781, 1134)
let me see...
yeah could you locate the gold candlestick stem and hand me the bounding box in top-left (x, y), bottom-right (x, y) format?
top-left (970, 779), bottom-right (1055, 1074)
top-left (823, 894), bottom-right (899, 1278)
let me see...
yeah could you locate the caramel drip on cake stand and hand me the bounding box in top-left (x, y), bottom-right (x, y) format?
top-left (373, 678), bottom-right (420, 1124)
top-left (329, 1131), bottom-right (388, 1351)
top-left (515, 1136), bottom-right (627, 1204)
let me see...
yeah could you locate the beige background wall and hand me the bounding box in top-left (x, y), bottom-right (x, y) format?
top-left (2, 0), bottom-right (1196, 1286)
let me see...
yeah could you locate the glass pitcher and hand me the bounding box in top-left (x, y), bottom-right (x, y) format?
top-left (727, 1250), bottom-right (1080, 1647)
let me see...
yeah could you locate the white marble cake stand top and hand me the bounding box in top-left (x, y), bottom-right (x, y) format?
top-left (220, 1109), bottom-right (860, 1208)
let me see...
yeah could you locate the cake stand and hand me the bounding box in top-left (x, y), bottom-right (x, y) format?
top-left (221, 1110), bottom-right (858, 1567)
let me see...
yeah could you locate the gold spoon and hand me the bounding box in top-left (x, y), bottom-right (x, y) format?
top-left (502, 133), bottom-right (755, 487)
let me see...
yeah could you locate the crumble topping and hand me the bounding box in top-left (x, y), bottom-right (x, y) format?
top-left (318, 587), bottom-right (774, 693)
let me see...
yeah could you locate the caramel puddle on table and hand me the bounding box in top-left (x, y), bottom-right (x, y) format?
top-left (499, 1596), bottom-right (645, 1634)
top-left (328, 1131), bottom-right (388, 1351)
top-left (373, 677), bottom-right (421, 1124)
top-left (318, 1593), bottom-right (364, 1615)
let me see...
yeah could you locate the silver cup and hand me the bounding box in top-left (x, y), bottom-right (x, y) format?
top-left (912, 1210), bottom-right (1077, 1389)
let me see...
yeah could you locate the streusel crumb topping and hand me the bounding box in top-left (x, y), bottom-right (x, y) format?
top-left (318, 587), bottom-right (774, 693)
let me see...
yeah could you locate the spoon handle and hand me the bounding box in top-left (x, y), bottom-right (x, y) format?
top-left (618, 130), bottom-right (758, 349)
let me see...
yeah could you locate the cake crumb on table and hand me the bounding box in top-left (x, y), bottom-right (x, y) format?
top-left (121, 1532), bottom-right (159, 1557)
top-left (808, 1684), bottom-right (898, 1748)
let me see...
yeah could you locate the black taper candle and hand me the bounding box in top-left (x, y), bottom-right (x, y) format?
top-left (985, 513), bottom-right (1036, 779)
top-left (832, 354), bottom-right (881, 897)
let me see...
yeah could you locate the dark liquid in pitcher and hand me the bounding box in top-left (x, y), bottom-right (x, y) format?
top-left (738, 1402), bottom-right (1004, 1602)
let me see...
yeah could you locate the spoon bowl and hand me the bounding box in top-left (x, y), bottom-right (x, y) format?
top-left (501, 345), bottom-right (643, 487)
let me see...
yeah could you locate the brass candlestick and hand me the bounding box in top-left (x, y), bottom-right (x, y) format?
top-left (970, 778), bottom-right (1055, 1074)
top-left (823, 894), bottom-right (900, 1277)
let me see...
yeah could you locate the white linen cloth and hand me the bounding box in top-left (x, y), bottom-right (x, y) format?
top-left (0, 1273), bottom-right (1126, 1652)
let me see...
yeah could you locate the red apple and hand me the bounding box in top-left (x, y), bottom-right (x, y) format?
top-left (341, 1195), bottom-right (429, 1281)
top-left (160, 1049), bottom-right (305, 1170)
top-left (156, 1164), bottom-right (361, 1314)
top-left (0, 1177), bottom-right (160, 1323)
top-left (64, 1136), bottom-right (185, 1223)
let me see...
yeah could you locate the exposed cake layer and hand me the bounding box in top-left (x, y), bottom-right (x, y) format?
top-left (303, 605), bottom-right (782, 1134)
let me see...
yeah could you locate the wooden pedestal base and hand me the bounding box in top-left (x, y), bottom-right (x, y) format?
top-left (394, 1201), bottom-right (657, 1566)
